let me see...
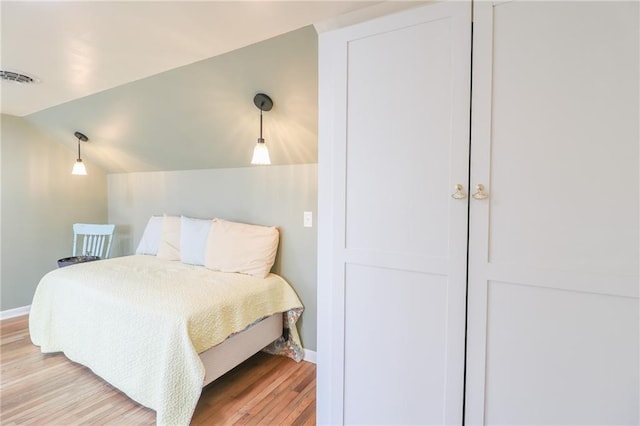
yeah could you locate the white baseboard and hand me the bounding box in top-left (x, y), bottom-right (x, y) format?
top-left (0, 305), bottom-right (30, 320)
top-left (304, 348), bottom-right (317, 364)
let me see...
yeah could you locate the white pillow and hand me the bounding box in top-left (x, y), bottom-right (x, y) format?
top-left (204, 218), bottom-right (279, 278)
top-left (180, 216), bottom-right (212, 266)
top-left (156, 215), bottom-right (181, 261)
top-left (135, 216), bottom-right (163, 255)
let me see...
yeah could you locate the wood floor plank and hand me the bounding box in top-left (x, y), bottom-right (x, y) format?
top-left (276, 373), bottom-right (316, 425)
top-left (1, 315), bottom-right (316, 425)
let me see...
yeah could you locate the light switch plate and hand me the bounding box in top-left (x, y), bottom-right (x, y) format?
top-left (304, 211), bottom-right (313, 227)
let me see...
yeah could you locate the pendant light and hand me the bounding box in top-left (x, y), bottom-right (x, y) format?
top-left (251, 93), bottom-right (273, 165)
top-left (71, 131), bottom-right (89, 175)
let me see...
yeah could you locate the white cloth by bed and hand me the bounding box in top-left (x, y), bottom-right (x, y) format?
top-left (29, 255), bottom-right (303, 425)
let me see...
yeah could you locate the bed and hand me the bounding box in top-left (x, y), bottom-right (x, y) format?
top-left (29, 254), bottom-right (304, 425)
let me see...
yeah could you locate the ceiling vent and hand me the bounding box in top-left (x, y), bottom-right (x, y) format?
top-left (0, 70), bottom-right (37, 84)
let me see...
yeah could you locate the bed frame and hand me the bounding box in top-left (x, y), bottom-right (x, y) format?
top-left (200, 313), bottom-right (283, 387)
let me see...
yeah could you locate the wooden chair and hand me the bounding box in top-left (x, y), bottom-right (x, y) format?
top-left (73, 223), bottom-right (116, 259)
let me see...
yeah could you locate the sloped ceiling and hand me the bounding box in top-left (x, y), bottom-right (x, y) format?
top-left (23, 26), bottom-right (319, 173)
top-left (1, 1), bottom-right (377, 117)
top-left (5, 1), bottom-right (425, 173)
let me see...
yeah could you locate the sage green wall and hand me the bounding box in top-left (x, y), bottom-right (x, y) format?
top-left (107, 164), bottom-right (318, 351)
top-left (0, 115), bottom-right (108, 311)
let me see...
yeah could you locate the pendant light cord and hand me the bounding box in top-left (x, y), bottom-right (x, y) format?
top-left (259, 108), bottom-right (264, 140)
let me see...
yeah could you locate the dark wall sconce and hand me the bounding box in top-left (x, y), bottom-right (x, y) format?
top-left (71, 131), bottom-right (89, 175)
top-left (251, 93), bottom-right (273, 165)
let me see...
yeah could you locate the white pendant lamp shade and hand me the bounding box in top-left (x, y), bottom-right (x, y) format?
top-left (251, 93), bottom-right (273, 165)
top-left (72, 159), bottom-right (87, 175)
top-left (71, 131), bottom-right (89, 175)
top-left (251, 139), bottom-right (271, 165)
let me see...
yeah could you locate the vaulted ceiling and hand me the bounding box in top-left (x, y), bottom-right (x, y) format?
top-left (2, 1), bottom-right (378, 117)
top-left (2, 1), bottom-right (416, 173)
top-left (21, 25), bottom-right (320, 172)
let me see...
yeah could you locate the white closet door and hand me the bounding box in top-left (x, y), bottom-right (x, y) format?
top-left (466, 1), bottom-right (639, 424)
top-left (318, 2), bottom-right (471, 424)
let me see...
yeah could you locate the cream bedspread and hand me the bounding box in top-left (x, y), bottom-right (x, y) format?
top-left (29, 255), bottom-right (303, 425)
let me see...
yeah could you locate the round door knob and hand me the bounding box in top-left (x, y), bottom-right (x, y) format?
top-left (472, 184), bottom-right (489, 200)
top-left (451, 184), bottom-right (466, 199)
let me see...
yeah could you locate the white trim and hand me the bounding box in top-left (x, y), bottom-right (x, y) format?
top-left (303, 349), bottom-right (317, 364)
top-left (0, 305), bottom-right (30, 320)
top-left (313, 1), bottom-right (422, 34)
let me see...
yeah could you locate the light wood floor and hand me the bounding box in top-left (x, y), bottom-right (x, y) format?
top-left (0, 315), bottom-right (316, 425)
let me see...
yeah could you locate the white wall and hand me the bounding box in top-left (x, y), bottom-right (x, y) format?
top-left (1, 115), bottom-right (108, 311)
top-left (107, 164), bottom-right (318, 350)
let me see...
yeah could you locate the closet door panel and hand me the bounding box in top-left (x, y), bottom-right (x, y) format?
top-left (341, 5), bottom-right (470, 423)
top-left (467, 2), bottom-right (639, 424)
top-left (344, 265), bottom-right (448, 425)
top-left (345, 17), bottom-right (453, 258)
top-left (317, 2), bottom-right (471, 424)
top-left (484, 282), bottom-right (639, 425)
top-left (486, 1), bottom-right (639, 276)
